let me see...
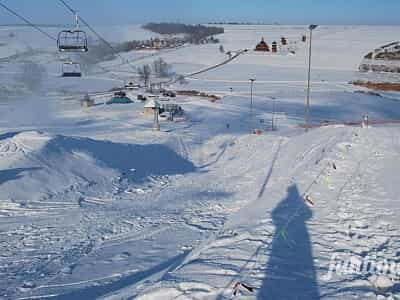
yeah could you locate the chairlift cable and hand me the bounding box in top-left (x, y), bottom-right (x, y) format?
top-left (0, 2), bottom-right (120, 81)
top-left (0, 2), bottom-right (57, 41)
top-left (57, 0), bottom-right (137, 73)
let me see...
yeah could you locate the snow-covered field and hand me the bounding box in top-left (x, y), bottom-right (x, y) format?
top-left (1, 24), bottom-right (400, 299)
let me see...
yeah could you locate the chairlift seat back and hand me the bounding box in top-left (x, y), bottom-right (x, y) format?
top-left (62, 72), bottom-right (82, 77)
top-left (58, 30), bottom-right (88, 52)
top-left (62, 62), bottom-right (82, 77)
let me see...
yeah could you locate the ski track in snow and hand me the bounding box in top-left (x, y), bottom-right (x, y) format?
top-left (0, 25), bottom-right (400, 300)
top-left (118, 128), bottom-right (400, 300)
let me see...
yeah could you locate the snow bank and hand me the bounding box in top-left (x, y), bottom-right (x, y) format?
top-left (0, 131), bottom-right (196, 203)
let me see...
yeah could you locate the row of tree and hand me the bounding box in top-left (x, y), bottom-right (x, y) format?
top-left (15, 58), bottom-right (181, 92)
top-left (137, 58), bottom-right (174, 87)
top-left (143, 23), bottom-right (224, 44)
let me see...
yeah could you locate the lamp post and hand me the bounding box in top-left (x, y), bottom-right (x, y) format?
top-left (271, 97), bottom-right (276, 131)
top-left (249, 78), bottom-right (256, 133)
top-left (305, 24), bottom-right (318, 132)
top-left (153, 103), bottom-right (160, 131)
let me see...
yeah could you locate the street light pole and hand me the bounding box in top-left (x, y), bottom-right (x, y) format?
top-left (249, 78), bottom-right (255, 133)
top-left (272, 97), bottom-right (276, 131)
top-left (306, 24), bottom-right (318, 132)
top-left (153, 104), bottom-right (160, 131)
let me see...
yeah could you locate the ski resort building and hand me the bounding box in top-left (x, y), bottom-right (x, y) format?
top-left (144, 98), bottom-right (160, 116)
top-left (106, 91), bottom-right (133, 105)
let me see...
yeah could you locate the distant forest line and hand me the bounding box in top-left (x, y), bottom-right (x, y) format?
top-left (143, 23), bottom-right (224, 40)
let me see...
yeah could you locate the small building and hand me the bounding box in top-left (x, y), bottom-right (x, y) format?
top-left (106, 91), bottom-right (133, 105)
top-left (255, 37), bottom-right (270, 52)
top-left (271, 41), bottom-right (278, 53)
top-left (125, 81), bottom-right (140, 90)
top-left (143, 98), bottom-right (160, 116)
top-left (137, 94), bottom-right (147, 101)
top-left (151, 38), bottom-right (168, 49)
top-left (81, 94), bottom-right (95, 108)
top-left (153, 38), bottom-right (162, 49)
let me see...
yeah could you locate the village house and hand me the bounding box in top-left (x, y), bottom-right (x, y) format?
top-left (271, 41), bottom-right (278, 53)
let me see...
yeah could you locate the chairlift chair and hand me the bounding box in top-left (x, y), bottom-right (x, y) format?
top-left (62, 62), bottom-right (82, 77)
top-left (58, 30), bottom-right (88, 52)
top-left (57, 11), bottom-right (88, 53)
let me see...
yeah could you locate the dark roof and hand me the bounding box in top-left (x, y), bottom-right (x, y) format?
top-left (257, 37), bottom-right (267, 46)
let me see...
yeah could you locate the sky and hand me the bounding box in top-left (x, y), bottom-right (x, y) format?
top-left (0, 0), bottom-right (400, 26)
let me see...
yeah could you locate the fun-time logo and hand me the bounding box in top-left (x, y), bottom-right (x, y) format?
top-left (323, 253), bottom-right (400, 281)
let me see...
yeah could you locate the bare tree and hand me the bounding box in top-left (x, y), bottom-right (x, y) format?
top-left (176, 74), bottom-right (188, 85)
top-left (152, 58), bottom-right (172, 78)
top-left (19, 61), bottom-right (47, 91)
top-left (138, 64), bottom-right (151, 87)
top-left (152, 58), bottom-right (161, 77)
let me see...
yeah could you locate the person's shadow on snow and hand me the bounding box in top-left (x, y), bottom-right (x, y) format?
top-left (258, 184), bottom-right (320, 299)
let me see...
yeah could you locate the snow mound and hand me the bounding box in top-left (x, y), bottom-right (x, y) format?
top-left (370, 275), bottom-right (394, 292)
top-left (0, 131), bottom-right (196, 203)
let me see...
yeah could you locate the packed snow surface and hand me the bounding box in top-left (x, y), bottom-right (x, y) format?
top-left (0, 24), bottom-right (400, 299)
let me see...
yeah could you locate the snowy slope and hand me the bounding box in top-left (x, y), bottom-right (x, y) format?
top-left (114, 126), bottom-right (400, 300)
top-left (0, 25), bottom-right (400, 300)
